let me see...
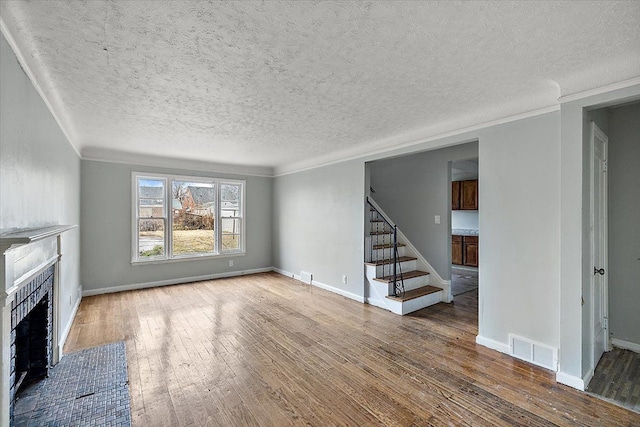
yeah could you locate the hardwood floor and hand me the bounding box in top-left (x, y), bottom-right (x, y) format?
top-left (64, 272), bottom-right (639, 426)
top-left (587, 347), bottom-right (640, 413)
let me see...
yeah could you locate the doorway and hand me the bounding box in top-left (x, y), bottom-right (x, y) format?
top-left (583, 101), bottom-right (640, 412)
top-left (450, 158), bottom-right (479, 300)
top-left (590, 122), bottom-right (608, 370)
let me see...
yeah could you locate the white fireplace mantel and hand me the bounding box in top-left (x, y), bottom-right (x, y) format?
top-left (0, 224), bottom-right (77, 425)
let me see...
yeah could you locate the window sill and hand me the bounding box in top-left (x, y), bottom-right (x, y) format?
top-left (131, 251), bottom-right (245, 266)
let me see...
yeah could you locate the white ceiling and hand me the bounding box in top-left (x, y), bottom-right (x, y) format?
top-left (1, 1), bottom-right (639, 175)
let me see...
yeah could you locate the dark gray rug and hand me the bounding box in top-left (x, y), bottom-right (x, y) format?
top-left (13, 341), bottom-right (132, 426)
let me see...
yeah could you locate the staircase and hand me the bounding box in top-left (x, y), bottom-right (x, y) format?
top-left (365, 198), bottom-right (446, 315)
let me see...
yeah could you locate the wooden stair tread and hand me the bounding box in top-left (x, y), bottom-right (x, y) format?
top-left (364, 256), bottom-right (417, 266)
top-left (370, 231), bottom-right (393, 235)
top-left (372, 270), bottom-right (430, 283)
top-left (386, 285), bottom-right (442, 302)
top-left (372, 243), bottom-right (406, 250)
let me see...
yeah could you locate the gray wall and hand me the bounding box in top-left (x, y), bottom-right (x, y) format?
top-left (0, 34), bottom-right (81, 337)
top-left (81, 160), bottom-right (272, 292)
top-left (272, 159), bottom-right (365, 299)
top-left (368, 142), bottom-right (479, 280)
top-left (608, 102), bottom-right (640, 346)
top-left (272, 112), bottom-right (562, 357)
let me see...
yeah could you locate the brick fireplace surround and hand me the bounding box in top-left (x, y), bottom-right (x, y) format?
top-left (0, 225), bottom-right (76, 426)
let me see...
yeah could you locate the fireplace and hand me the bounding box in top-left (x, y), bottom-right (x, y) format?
top-left (0, 225), bottom-right (76, 426)
top-left (10, 264), bottom-right (54, 417)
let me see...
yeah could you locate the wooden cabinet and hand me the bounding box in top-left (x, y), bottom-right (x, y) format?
top-left (451, 181), bottom-right (461, 210)
top-left (461, 180), bottom-right (478, 210)
top-left (452, 235), bottom-right (463, 265)
top-left (462, 235), bottom-right (478, 267)
top-left (452, 179), bottom-right (478, 210)
top-left (452, 234), bottom-right (478, 267)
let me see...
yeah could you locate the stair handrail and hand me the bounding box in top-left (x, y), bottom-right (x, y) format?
top-left (366, 197), bottom-right (405, 298)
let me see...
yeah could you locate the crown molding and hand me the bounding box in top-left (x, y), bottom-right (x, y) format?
top-left (558, 76), bottom-right (640, 104)
top-left (81, 148), bottom-right (274, 178)
top-left (0, 17), bottom-right (81, 158)
top-left (273, 104), bottom-right (560, 177)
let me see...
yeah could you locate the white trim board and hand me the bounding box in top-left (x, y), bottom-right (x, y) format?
top-left (310, 279), bottom-right (364, 303)
top-left (0, 17), bottom-right (80, 158)
top-left (556, 371), bottom-right (587, 391)
top-left (611, 338), bottom-right (640, 353)
top-left (83, 152), bottom-right (274, 178)
top-left (274, 104), bottom-right (559, 176)
top-left (58, 294), bottom-right (82, 358)
top-left (272, 267), bottom-right (301, 281)
top-left (82, 267), bottom-right (273, 296)
top-left (475, 335), bottom-right (510, 354)
top-left (582, 367), bottom-right (595, 390)
top-left (85, 266), bottom-right (364, 304)
top-left (272, 268), bottom-right (364, 303)
top-left (558, 77), bottom-right (640, 104)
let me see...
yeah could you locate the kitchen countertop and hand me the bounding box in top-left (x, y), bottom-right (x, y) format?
top-left (452, 228), bottom-right (479, 236)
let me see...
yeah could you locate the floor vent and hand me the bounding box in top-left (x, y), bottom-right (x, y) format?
top-left (300, 271), bottom-right (313, 285)
top-left (509, 334), bottom-right (557, 371)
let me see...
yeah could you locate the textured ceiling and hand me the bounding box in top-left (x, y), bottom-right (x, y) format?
top-left (1, 1), bottom-right (639, 174)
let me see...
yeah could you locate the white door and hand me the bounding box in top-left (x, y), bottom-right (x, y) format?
top-left (591, 122), bottom-right (608, 368)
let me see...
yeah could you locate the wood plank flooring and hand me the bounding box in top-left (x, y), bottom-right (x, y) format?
top-left (587, 347), bottom-right (640, 413)
top-left (64, 272), bottom-right (640, 426)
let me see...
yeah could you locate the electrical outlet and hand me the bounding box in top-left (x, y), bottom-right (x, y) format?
top-left (342, 275), bottom-right (347, 284)
top-left (229, 260), bottom-right (234, 267)
top-left (435, 215), bottom-right (441, 224)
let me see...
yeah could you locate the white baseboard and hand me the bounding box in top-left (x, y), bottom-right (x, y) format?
top-left (311, 280), bottom-right (365, 303)
top-left (611, 337), bottom-right (640, 353)
top-left (476, 335), bottom-right (510, 354)
top-left (364, 297), bottom-right (388, 310)
top-left (272, 269), bottom-right (364, 303)
top-left (82, 267), bottom-right (273, 296)
top-left (272, 267), bottom-right (301, 281)
top-left (442, 279), bottom-right (452, 303)
top-left (58, 294), bottom-right (82, 358)
top-left (582, 366), bottom-right (594, 389)
top-left (556, 371), bottom-right (586, 391)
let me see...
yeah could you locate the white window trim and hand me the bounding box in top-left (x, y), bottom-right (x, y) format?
top-left (131, 172), bottom-right (246, 264)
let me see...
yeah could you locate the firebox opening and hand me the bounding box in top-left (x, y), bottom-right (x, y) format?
top-left (14, 295), bottom-right (51, 395)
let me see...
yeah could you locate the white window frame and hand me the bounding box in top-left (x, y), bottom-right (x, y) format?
top-left (132, 172), bottom-right (246, 264)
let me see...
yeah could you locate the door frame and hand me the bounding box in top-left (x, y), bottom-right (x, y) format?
top-left (449, 157), bottom-right (479, 303)
top-left (589, 121), bottom-right (609, 375)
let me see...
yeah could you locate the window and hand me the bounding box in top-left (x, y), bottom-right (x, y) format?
top-left (133, 173), bottom-right (244, 263)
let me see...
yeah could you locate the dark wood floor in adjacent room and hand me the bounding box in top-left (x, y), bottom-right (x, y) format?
top-left (64, 272), bottom-right (639, 426)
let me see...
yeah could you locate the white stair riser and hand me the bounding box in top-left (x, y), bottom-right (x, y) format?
top-left (365, 265), bottom-right (430, 294)
top-left (385, 274), bottom-right (430, 294)
top-left (397, 274), bottom-right (430, 293)
top-left (365, 264), bottom-right (378, 283)
top-left (375, 290), bottom-right (443, 315)
top-left (370, 246), bottom-right (406, 260)
top-left (375, 260), bottom-right (416, 277)
top-left (399, 291), bottom-right (443, 315)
